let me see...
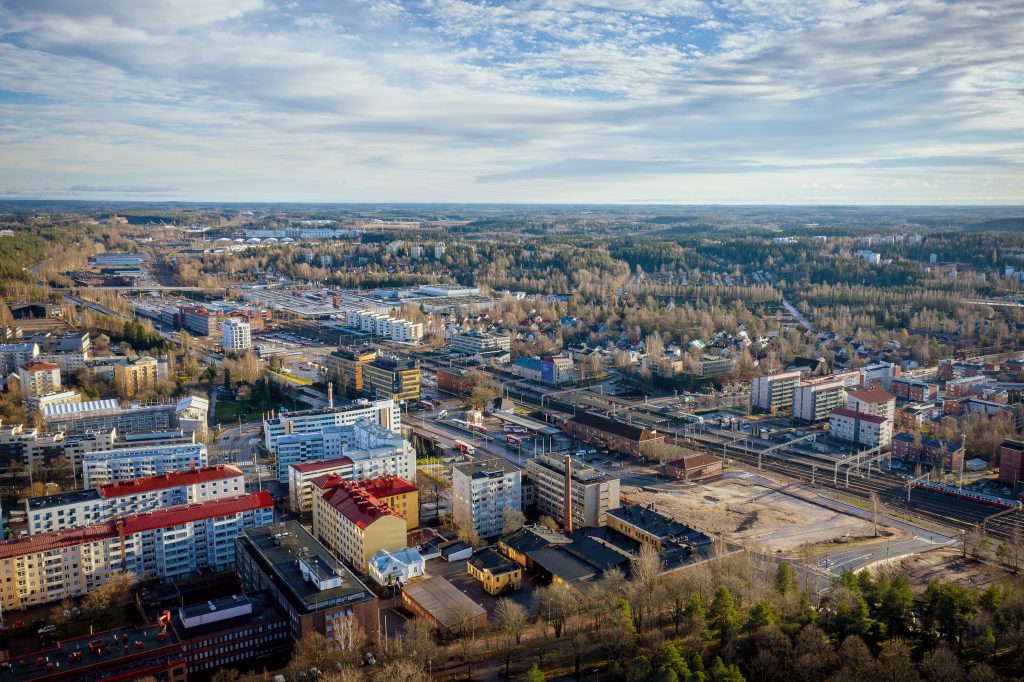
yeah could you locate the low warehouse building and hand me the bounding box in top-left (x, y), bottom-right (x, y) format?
top-left (401, 576), bottom-right (487, 636)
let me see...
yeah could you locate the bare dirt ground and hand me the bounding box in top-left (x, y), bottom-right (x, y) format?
top-left (878, 547), bottom-right (1022, 590)
top-left (622, 475), bottom-right (904, 553)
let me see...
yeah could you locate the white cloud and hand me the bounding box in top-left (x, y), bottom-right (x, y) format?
top-left (0, 0), bottom-right (1020, 203)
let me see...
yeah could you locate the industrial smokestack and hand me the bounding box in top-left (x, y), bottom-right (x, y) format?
top-left (564, 454), bottom-right (573, 534)
top-left (328, 382), bottom-right (334, 409)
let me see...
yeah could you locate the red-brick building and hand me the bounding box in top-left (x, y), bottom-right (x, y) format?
top-left (999, 439), bottom-right (1024, 489)
top-left (663, 453), bottom-right (724, 481)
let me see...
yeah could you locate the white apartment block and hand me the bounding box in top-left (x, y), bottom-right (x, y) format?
top-left (0, 493), bottom-right (273, 611)
top-left (27, 465), bottom-right (245, 534)
top-left (36, 351), bottom-right (91, 373)
top-left (0, 342), bottom-right (39, 375)
top-left (83, 443), bottom-right (208, 487)
top-left (0, 423), bottom-right (118, 472)
top-left (26, 489), bottom-right (104, 535)
top-left (846, 388), bottom-right (897, 422)
top-left (793, 379), bottom-right (847, 422)
top-left (525, 454), bottom-right (620, 529)
top-left (452, 461), bottom-right (522, 539)
top-left (859, 362), bottom-right (896, 391)
top-left (275, 420), bottom-right (414, 484)
top-left (829, 408), bottom-right (892, 449)
top-left (288, 457), bottom-right (355, 513)
top-left (24, 389), bottom-right (81, 415)
top-left (17, 360), bottom-right (61, 397)
top-left (262, 399), bottom-right (399, 453)
top-left (222, 317), bottom-right (252, 351)
top-left (343, 310), bottom-right (423, 342)
top-left (451, 331), bottom-right (511, 355)
top-left (750, 370), bottom-right (803, 414)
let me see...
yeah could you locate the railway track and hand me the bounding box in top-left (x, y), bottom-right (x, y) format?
top-left (692, 432), bottom-right (1023, 544)
top-left (506, 383), bottom-right (1024, 545)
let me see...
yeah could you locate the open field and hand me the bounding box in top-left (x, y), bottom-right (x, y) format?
top-left (877, 547), bottom-right (1022, 590)
top-left (623, 474), bottom-right (901, 553)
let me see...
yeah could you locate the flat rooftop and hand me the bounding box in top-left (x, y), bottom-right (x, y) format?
top-left (27, 488), bottom-right (102, 511)
top-left (239, 521), bottom-right (373, 613)
top-left (3, 623), bottom-right (181, 682)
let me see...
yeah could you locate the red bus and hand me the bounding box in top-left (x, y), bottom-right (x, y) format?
top-left (469, 424), bottom-right (487, 434)
top-left (454, 440), bottom-right (475, 455)
top-left (506, 434), bottom-right (522, 446)
top-left (419, 400), bottom-right (435, 409)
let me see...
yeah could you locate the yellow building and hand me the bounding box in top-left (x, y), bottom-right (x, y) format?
top-left (362, 356), bottom-right (420, 403)
top-left (311, 474), bottom-right (411, 570)
top-left (467, 547), bottom-right (522, 595)
top-left (359, 476), bottom-right (419, 531)
top-left (113, 356), bottom-right (160, 399)
top-left (606, 503), bottom-right (694, 553)
top-left (325, 346), bottom-right (377, 395)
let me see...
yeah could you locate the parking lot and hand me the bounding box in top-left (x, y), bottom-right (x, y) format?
top-left (423, 552), bottom-right (538, 614)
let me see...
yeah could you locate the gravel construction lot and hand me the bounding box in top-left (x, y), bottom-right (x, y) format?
top-left (880, 548), bottom-right (1020, 590)
top-left (623, 475), bottom-right (902, 553)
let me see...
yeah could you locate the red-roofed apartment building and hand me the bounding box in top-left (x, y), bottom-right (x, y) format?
top-left (829, 387), bottom-right (896, 449)
top-left (0, 492), bottom-right (272, 612)
top-left (829, 407), bottom-right (892, 448)
top-left (311, 475), bottom-right (416, 570)
top-left (28, 465), bottom-right (245, 534)
top-left (17, 359), bottom-right (61, 397)
top-left (288, 457), bottom-right (355, 514)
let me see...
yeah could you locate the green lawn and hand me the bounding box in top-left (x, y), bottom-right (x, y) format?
top-left (214, 396), bottom-right (304, 425)
top-left (269, 369), bottom-right (314, 386)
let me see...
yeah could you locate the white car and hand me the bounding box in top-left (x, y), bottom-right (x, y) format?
top-left (38, 624), bottom-right (57, 635)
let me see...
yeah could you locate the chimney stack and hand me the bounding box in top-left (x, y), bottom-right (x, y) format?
top-left (563, 454), bottom-right (573, 534)
top-left (328, 382), bottom-right (334, 408)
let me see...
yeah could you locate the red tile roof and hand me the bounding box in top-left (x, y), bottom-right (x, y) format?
top-left (830, 407), bottom-right (887, 424)
top-left (0, 523), bottom-right (116, 560)
top-left (290, 456), bottom-right (355, 474)
top-left (0, 492), bottom-right (271, 559)
top-left (848, 388), bottom-right (895, 404)
top-left (359, 475), bottom-right (418, 499)
top-left (99, 465), bottom-right (244, 498)
top-left (119, 492), bottom-right (272, 534)
top-left (314, 475), bottom-right (406, 529)
top-left (21, 360), bottom-right (59, 372)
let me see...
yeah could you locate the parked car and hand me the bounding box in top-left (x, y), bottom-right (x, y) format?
top-left (37, 624), bottom-right (57, 635)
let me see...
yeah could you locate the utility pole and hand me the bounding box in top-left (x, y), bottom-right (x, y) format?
top-left (958, 433), bottom-right (966, 490)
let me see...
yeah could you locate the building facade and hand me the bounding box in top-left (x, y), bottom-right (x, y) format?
top-left (262, 399), bottom-right (399, 453)
top-left (750, 370), bottom-right (803, 414)
top-left (17, 360), bottom-right (61, 397)
top-left (792, 378), bottom-right (847, 422)
top-left (325, 346), bottom-right (377, 394)
top-left (362, 356), bottom-right (421, 402)
top-left (28, 465), bottom-right (244, 534)
top-left (451, 331), bottom-right (511, 355)
top-left (525, 454), bottom-right (620, 529)
top-left (274, 420), bottom-right (414, 483)
top-left (0, 493), bottom-right (272, 611)
top-left (221, 317), bottom-right (252, 351)
top-left (235, 522), bottom-right (379, 650)
top-left (999, 439), bottom-right (1024, 489)
top-left (83, 443), bottom-right (208, 486)
top-left (452, 460), bottom-right (522, 539)
top-left (114, 356), bottom-right (161, 399)
top-left (310, 475), bottom-right (410, 570)
top-left (828, 407), bottom-right (892, 448)
top-left (562, 412), bottom-right (661, 457)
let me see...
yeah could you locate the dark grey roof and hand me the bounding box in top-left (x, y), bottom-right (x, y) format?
top-left (567, 412), bottom-right (652, 442)
top-left (526, 547), bottom-right (598, 583)
top-left (468, 547), bottom-right (519, 575)
top-left (27, 488), bottom-right (101, 511)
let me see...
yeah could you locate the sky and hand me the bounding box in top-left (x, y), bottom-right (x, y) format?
top-left (0, 0), bottom-right (1021, 204)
